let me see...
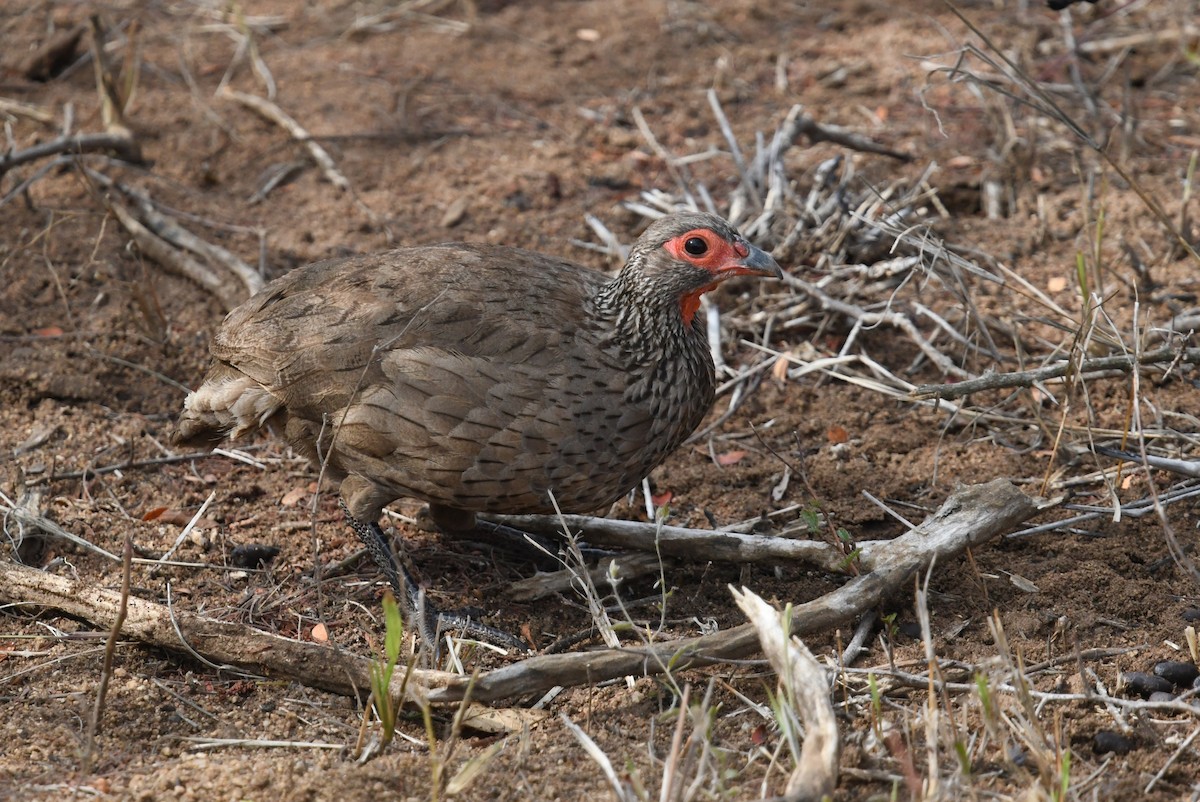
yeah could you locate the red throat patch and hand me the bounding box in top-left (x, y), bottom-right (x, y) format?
top-left (679, 279), bottom-right (724, 325)
top-left (679, 289), bottom-right (704, 325)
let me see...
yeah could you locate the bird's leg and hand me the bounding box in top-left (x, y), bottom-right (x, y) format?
top-left (339, 500), bottom-right (529, 652)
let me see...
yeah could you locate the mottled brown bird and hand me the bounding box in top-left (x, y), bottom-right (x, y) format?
top-left (175, 211), bottom-right (780, 643)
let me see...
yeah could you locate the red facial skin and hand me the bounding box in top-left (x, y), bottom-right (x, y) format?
top-left (664, 228), bottom-right (758, 324)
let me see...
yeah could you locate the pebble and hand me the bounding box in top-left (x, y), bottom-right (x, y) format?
top-left (1121, 671), bottom-right (1173, 698)
top-left (1093, 731), bottom-right (1134, 755)
top-left (1182, 608), bottom-right (1200, 622)
top-left (1153, 660), bottom-right (1200, 688)
top-left (1148, 691), bottom-right (1176, 703)
top-left (440, 197), bottom-right (467, 228)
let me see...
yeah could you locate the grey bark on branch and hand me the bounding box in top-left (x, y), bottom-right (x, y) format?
top-left (0, 479), bottom-right (1046, 707)
top-left (0, 559), bottom-right (538, 733)
top-left (434, 478), bottom-right (1047, 703)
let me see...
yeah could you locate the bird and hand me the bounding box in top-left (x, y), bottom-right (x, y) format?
top-left (174, 211), bottom-right (782, 646)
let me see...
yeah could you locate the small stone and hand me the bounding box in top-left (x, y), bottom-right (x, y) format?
top-left (1148, 691), bottom-right (1176, 703)
top-left (440, 197), bottom-right (467, 228)
top-left (1092, 731), bottom-right (1134, 755)
top-left (1182, 608), bottom-right (1200, 621)
top-left (1153, 660), bottom-right (1200, 688)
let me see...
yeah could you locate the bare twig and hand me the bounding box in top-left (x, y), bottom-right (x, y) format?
top-left (0, 560), bottom-right (539, 733)
top-left (0, 132), bottom-right (144, 178)
top-left (782, 273), bottom-right (972, 380)
top-left (436, 480), bottom-right (1044, 703)
top-left (912, 347), bottom-right (1200, 400)
top-left (218, 87), bottom-right (350, 192)
top-left (85, 169), bottom-right (263, 298)
top-left (508, 553), bottom-right (663, 602)
top-left (768, 103), bottom-right (910, 163)
top-left (102, 196), bottom-right (244, 311)
top-left (81, 537), bottom-right (132, 774)
top-left (44, 452), bottom-right (217, 481)
top-left (487, 512), bottom-right (893, 573)
top-left (734, 587), bottom-right (839, 802)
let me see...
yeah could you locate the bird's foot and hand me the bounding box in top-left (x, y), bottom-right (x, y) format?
top-left (339, 500), bottom-right (529, 652)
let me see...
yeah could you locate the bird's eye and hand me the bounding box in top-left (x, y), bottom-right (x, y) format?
top-left (683, 237), bottom-right (708, 256)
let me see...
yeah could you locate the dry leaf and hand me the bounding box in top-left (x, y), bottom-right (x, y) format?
top-left (310, 622), bottom-right (328, 642)
top-left (716, 450), bottom-right (746, 466)
top-left (141, 506), bottom-right (168, 522)
top-left (32, 326), bottom-right (64, 337)
top-left (826, 425), bottom-right (849, 444)
top-left (280, 486), bottom-right (308, 506)
top-left (156, 509), bottom-right (218, 528)
top-left (1008, 572), bottom-right (1040, 593)
top-left (651, 491), bottom-right (673, 506)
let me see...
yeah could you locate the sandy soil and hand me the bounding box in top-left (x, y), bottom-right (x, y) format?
top-left (2, 1), bottom-right (1199, 800)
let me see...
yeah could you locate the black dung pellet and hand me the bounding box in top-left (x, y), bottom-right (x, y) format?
top-left (1122, 671), bottom-right (1173, 697)
top-left (1092, 731), bottom-right (1134, 755)
top-left (1153, 661), bottom-right (1200, 688)
top-left (230, 543), bottom-right (281, 568)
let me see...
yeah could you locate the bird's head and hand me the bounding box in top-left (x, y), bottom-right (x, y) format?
top-left (622, 212), bottom-right (782, 325)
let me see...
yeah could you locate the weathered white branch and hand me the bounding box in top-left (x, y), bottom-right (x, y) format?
top-left (433, 479), bottom-right (1047, 703)
top-left (733, 587), bottom-right (839, 802)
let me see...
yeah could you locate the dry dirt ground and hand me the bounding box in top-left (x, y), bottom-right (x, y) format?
top-left (2, 1), bottom-right (1200, 800)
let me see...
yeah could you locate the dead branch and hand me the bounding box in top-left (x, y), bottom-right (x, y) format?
top-left (86, 169), bottom-right (264, 298)
top-left (105, 198), bottom-right (245, 312)
top-left (509, 553), bottom-right (663, 602)
top-left (734, 587), bottom-right (839, 802)
top-left (1093, 446), bottom-right (1200, 479)
top-left (0, 559), bottom-right (539, 733)
top-left (1, 480), bottom-right (1042, 709)
top-left (912, 347), bottom-right (1200, 400)
top-left (433, 479), bottom-right (1045, 703)
top-left (218, 87), bottom-right (350, 192)
top-left (0, 132), bottom-right (143, 178)
top-left (487, 513), bottom-right (896, 574)
top-left (769, 103), bottom-right (911, 163)
top-left (0, 99), bottom-right (56, 124)
top-left (781, 272), bottom-right (972, 380)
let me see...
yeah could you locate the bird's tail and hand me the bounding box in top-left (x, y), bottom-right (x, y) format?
top-left (173, 365), bottom-right (282, 447)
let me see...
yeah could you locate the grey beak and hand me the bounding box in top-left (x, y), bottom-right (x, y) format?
top-left (737, 239), bottom-right (784, 278)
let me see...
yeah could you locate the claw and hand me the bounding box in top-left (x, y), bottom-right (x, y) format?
top-left (339, 500), bottom-right (530, 653)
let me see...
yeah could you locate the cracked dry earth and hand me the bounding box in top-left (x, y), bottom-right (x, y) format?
top-left (2, 1), bottom-right (1200, 800)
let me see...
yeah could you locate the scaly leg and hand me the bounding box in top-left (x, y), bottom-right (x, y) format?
top-left (339, 500), bottom-right (528, 652)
